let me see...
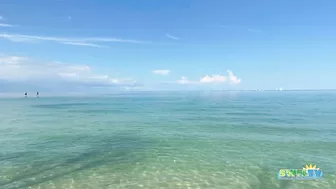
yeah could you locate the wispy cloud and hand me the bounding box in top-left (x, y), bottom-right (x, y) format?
top-left (0, 33), bottom-right (150, 48)
top-left (219, 24), bottom-right (232, 28)
top-left (60, 42), bottom-right (107, 48)
top-left (165, 33), bottom-right (179, 40)
top-left (81, 37), bottom-right (149, 44)
top-left (219, 24), bottom-right (262, 34)
top-left (0, 33), bottom-right (34, 42)
top-left (0, 23), bottom-right (14, 27)
top-left (177, 76), bottom-right (195, 84)
top-left (0, 33), bottom-right (149, 43)
top-left (177, 70), bottom-right (241, 85)
top-left (247, 28), bottom-right (262, 33)
top-left (0, 55), bottom-right (28, 64)
top-left (0, 33), bottom-right (72, 42)
top-left (0, 55), bottom-right (138, 90)
top-left (152, 69), bottom-right (170, 76)
top-left (0, 16), bottom-right (16, 27)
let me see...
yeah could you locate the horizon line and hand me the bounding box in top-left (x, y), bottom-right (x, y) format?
top-left (0, 89), bottom-right (336, 98)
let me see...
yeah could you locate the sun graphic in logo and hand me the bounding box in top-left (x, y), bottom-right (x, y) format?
top-left (303, 164), bottom-right (320, 170)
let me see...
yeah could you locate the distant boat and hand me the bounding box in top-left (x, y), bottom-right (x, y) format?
top-left (36, 92), bottom-right (39, 98)
top-left (24, 92), bottom-right (27, 97)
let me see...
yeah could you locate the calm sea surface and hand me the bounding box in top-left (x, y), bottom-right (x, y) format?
top-left (0, 91), bottom-right (335, 189)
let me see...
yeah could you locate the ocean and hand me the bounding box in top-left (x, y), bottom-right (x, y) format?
top-left (0, 91), bottom-right (335, 189)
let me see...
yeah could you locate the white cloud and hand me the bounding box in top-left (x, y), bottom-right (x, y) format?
top-left (227, 70), bottom-right (241, 84)
top-left (200, 75), bottom-right (227, 83)
top-left (177, 70), bottom-right (241, 85)
top-left (152, 69), bottom-right (170, 75)
top-left (177, 76), bottom-right (199, 85)
top-left (0, 55), bottom-right (28, 64)
top-left (0, 23), bottom-right (13, 27)
top-left (0, 55), bottom-right (137, 89)
top-left (200, 71), bottom-right (241, 84)
top-left (0, 33), bottom-right (150, 48)
top-left (165, 33), bottom-right (179, 40)
top-left (177, 76), bottom-right (190, 84)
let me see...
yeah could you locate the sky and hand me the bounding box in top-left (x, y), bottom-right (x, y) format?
top-left (0, 0), bottom-right (336, 93)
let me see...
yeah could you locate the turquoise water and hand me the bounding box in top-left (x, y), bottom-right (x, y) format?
top-left (0, 91), bottom-right (335, 189)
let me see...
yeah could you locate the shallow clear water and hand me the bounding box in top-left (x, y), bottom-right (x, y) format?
top-left (0, 91), bottom-right (335, 189)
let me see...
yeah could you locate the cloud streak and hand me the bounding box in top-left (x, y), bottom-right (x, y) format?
top-left (0, 23), bottom-right (13, 27)
top-left (60, 42), bottom-right (107, 48)
top-left (219, 25), bottom-right (262, 34)
top-left (152, 69), bottom-right (170, 75)
top-left (0, 33), bottom-right (150, 48)
top-left (165, 33), bottom-right (179, 40)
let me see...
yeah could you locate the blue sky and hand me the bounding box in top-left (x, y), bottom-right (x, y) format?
top-left (0, 0), bottom-right (336, 93)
